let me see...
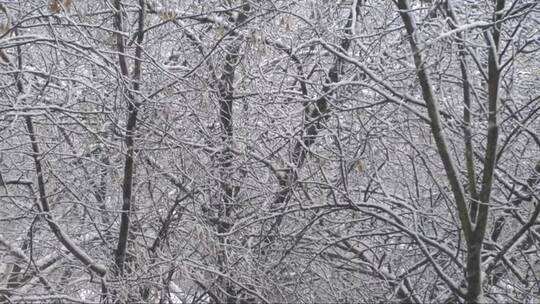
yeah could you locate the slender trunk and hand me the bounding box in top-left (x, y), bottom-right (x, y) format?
top-left (110, 1), bottom-right (145, 302)
top-left (112, 0), bottom-right (145, 277)
top-left (444, 2), bottom-right (480, 221)
top-left (396, 0), bottom-right (471, 299)
top-left (465, 238), bottom-right (484, 303)
top-left (210, 4), bottom-right (252, 301)
top-left (268, 0), bottom-right (363, 241)
top-left (465, 1), bottom-right (504, 302)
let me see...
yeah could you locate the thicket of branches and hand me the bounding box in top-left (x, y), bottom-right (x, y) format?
top-left (0, 0), bottom-right (539, 303)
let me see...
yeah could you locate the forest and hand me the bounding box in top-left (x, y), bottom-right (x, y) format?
top-left (0, 0), bottom-right (539, 303)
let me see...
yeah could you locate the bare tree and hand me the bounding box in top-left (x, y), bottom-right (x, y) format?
top-left (0, 1), bottom-right (538, 303)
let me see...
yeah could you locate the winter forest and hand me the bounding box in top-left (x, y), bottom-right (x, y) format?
top-left (0, 0), bottom-right (539, 303)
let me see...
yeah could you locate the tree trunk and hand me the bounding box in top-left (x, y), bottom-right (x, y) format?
top-left (465, 239), bottom-right (484, 303)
